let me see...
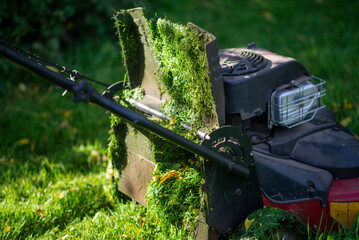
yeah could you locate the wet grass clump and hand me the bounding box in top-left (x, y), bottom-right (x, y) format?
top-left (111, 8), bottom-right (216, 237)
top-left (109, 85), bottom-right (203, 237)
top-left (113, 10), bottom-right (141, 86)
top-left (108, 86), bottom-right (144, 173)
top-left (148, 18), bottom-right (218, 128)
top-left (230, 206), bottom-right (307, 239)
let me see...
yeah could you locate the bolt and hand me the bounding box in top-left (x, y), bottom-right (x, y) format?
top-left (227, 162), bottom-right (234, 170)
top-left (236, 189), bottom-right (242, 196)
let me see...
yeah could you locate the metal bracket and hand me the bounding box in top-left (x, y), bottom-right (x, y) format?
top-left (101, 81), bottom-right (125, 99)
top-left (72, 80), bottom-right (95, 103)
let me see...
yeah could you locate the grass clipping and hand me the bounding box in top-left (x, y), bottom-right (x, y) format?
top-left (110, 9), bottom-right (218, 236)
top-left (148, 18), bottom-right (218, 128)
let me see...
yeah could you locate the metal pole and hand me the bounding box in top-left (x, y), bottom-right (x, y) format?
top-left (0, 43), bottom-right (249, 178)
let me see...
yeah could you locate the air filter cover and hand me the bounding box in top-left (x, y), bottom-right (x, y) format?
top-left (269, 76), bottom-right (326, 128)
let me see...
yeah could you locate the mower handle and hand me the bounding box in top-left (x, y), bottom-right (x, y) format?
top-left (0, 43), bottom-right (249, 178)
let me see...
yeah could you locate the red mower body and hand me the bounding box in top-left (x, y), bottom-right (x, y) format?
top-left (264, 177), bottom-right (359, 230)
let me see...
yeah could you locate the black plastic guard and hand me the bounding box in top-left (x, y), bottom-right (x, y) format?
top-left (254, 150), bottom-right (333, 207)
top-left (203, 161), bottom-right (263, 235)
top-left (267, 109), bottom-right (359, 179)
top-left (201, 126), bottom-right (263, 236)
top-left (291, 128), bottom-right (359, 179)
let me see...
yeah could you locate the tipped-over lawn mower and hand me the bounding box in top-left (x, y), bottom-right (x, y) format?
top-left (1, 7), bottom-right (358, 239)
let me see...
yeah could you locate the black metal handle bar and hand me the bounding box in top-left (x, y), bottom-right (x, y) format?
top-left (0, 43), bottom-right (249, 178)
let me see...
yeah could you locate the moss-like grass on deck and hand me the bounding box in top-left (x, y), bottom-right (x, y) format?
top-left (110, 8), bottom-right (219, 237)
top-left (147, 18), bottom-right (217, 128)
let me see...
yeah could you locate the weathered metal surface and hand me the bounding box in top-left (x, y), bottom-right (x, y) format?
top-left (188, 22), bottom-right (226, 126)
top-left (117, 124), bottom-right (155, 206)
top-left (127, 8), bottom-right (169, 102)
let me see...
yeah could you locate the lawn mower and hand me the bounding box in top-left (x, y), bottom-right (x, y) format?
top-left (1, 7), bottom-right (358, 239)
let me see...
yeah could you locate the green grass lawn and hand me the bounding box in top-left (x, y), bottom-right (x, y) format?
top-left (1, 0), bottom-right (358, 239)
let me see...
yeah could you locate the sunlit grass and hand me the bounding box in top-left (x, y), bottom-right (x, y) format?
top-left (1, 0), bottom-right (358, 239)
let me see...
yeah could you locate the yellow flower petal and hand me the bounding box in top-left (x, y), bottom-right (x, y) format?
top-left (64, 110), bottom-right (73, 119)
top-left (14, 138), bottom-right (30, 146)
top-left (245, 218), bottom-right (255, 231)
top-left (343, 99), bottom-right (353, 110)
top-left (159, 170), bottom-right (177, 185)
top-left (340, 117), bottom-right (351, 127)
top-left (58, 190), bottom-right (66, 199)
top-left (192, 208), bottom-right (200, 215)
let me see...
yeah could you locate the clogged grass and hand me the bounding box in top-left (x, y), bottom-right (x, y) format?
top-left (111, 9), bottom-right (215, 237)
top-left (148, 18), bottom-right (217, 126)
top-left (108, 86), bottom-right (203, 238)
top-left (113, 10), bottom-right (141, 87)
top-left (2, 0), bottom-right (359, 239)
top-left (231, 206), bottom-right (307, 239)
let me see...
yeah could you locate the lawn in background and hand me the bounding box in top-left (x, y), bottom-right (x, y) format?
top-left (1, 0), bottom-right (358, 239)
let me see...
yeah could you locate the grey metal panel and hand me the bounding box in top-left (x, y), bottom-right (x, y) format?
top-left (117, 124), bottom-right (155, 206)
